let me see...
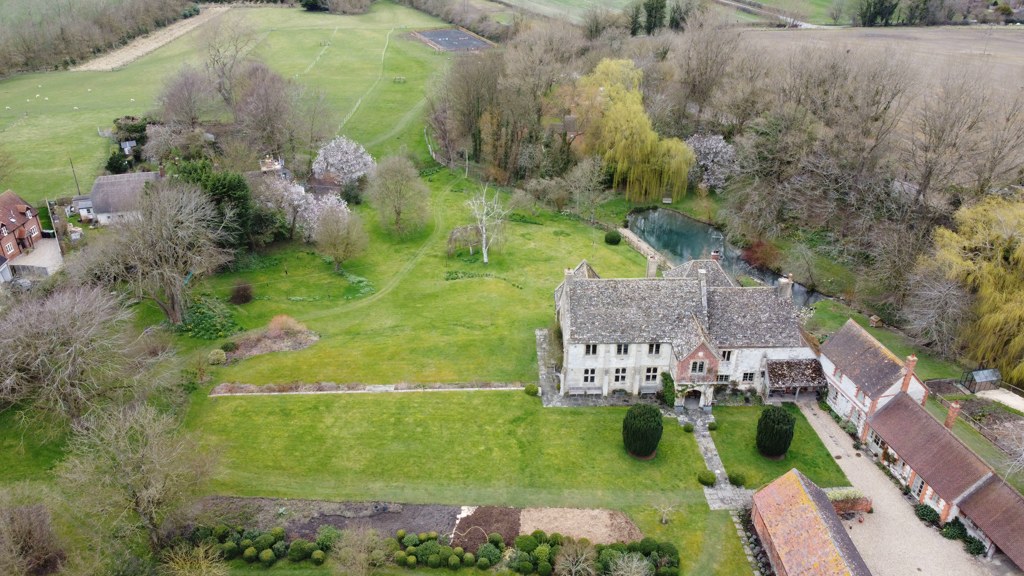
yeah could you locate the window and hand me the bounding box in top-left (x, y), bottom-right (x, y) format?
top-left (3, 242), bottom-right (12, 254)
top-left (0, 226), bottom-right (7, 236)
top-left (28, 226), bottom-right (37, 237)
top-left (690, 361), bottom-right (706, 374)
top-left (742, 372), bottom-right (755, 383)
top-left (583, 368), bottom-right (596, 384)
top-left (584, 344), bottom-right (597, 356)
top-left (645, 367), bottom-right (659, 382)
top-left (648, 343), bottom-right (661, 355)
top-left (616, 344), bottom-right (629, 355)
top-left (614, 368), bottom-right (627, 383)
top-left (717, 374), bottom-right (730, 383)
top-left (720, 350), bottom-right (732, 362)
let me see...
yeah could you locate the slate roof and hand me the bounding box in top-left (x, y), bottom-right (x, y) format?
top-left (0, 190), bottom-right (35, 231)
top-left (766, 359), bottom-right (827, 388)
top-left (820, 319), bottom-right (907, 399)
top-left (959, 476), bottom-right (1024, 570)
top-left (869, 393), bottom-right (991, 503)
top-left (663, 259), bottom-right (736, 287)
top-left (753, 469), bottom-right (872, 576)
top-left (707, 287), bottom-right (804, 348)
top-left (90, 172), bottom-right (159, 214)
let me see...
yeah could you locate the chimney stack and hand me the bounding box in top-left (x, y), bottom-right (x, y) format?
top-left (710, 250), bottom-right (721, 262)
top-left (900, 355), bottom-right (918, 393)
top-left (646, 255), bottom-right (658, 278)
top-left (698, 269), bottom-right (709, 327)
top-left (945, 401), bottom-right (962, 429)
top-left (777, 275), bottom-right (793, 300)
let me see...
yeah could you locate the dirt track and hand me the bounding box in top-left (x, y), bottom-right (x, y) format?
top-left (71, 5), bottom-right (233, 72)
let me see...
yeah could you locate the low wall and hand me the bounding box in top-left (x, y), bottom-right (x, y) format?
top-left (618, 228), bottom-right (669, 272)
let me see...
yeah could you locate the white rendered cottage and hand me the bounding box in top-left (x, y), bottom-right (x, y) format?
top-left (553, 259), bottom-right (816, 407)
top-left (819, 319), bottom-right (928, 441)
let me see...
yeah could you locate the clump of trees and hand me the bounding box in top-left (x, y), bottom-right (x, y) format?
top-left (756, 406), bottom-right (796, 458)
top-left (622, 404), bottom-right (664, 458)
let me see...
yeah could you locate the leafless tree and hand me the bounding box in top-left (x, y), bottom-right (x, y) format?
top-left (445, 51), bottom-right (503, 161)
top-left (903, 258), bottom-right (973, 358)
top-left (159, 543), bottom-right (227, 576)
top-left (0, 497), bottom-right (61, 576)
top-left (609, 553), bottom-right (653, 576)
top-left (829, 0), bottom-right (846, 22)
top-left (330, 526), bottom-right (389, 576)
top-left (199, 13), bottom-right (258, 107)
top-left (652, 502), bottom-right (675, 525)
top-left (290, 87), bottom-right (339, 180)
top-left (0, 287), bottom-right (152, 429)
top-left (969, 93), bottom-right (1024, 196)
top-left (467, 187), bottom-right (510, 265)
top-left (233, 61), bottom-right (299, 156)
top-left (567, 156), bottom-right (606, 222)
top-left (368, 156), bottom-right (430, 235)
top-left (314, 202), bottom-right (368, 272)
top-left (59, 405), bottom-right (213, 555)
top-left (554, 540), bottom-right (597, 576)
top-left (157, 65), bottom-right (217, 130)
top-left (673, 13), bottom-right (739, 118)
top-left (68, 180), bottom-right (233, 324)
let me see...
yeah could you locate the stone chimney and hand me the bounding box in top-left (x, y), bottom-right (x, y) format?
top-left (777, 275), bottom-right (793, 300)
top-left (646, 255), bottom-right (658, 278)
top-left (698, 269), bottom-right (709, 327)
top-left (945, 401), bottom-right (962, 429)
top-left (900, 355), bottom-right (918, 393)
top-left (710, 250), bottom-right (721, 262)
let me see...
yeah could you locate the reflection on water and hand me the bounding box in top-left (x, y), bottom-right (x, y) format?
top-left (626, 208), bottom-right (826, 307)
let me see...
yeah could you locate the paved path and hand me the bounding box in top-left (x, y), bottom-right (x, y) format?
top-left (798, 402), bottom-right (1013, 576)
top-left (685, 411), bottom-right (756, 510)
top-left (977, 389), bottom-right (1024, 413)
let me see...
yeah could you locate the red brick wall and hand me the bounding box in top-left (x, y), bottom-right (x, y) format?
top-left (0, 214), bottom-right (42, 262)
top-left (832, 497), bottom-right (873, 515)
top-left (675, 342), bottom-right (719, 384)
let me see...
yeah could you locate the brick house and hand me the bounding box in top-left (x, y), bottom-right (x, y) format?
top-left (554, 258), bottom-right (816, 406)
top-left (819, 319), bottom-right (928, 441)
top-left (867, 393), bottom-right (1024, 568)
top-left (752, 469), bottom-right (872, 576)
top-left (0, 190), bottom-right (43, 265)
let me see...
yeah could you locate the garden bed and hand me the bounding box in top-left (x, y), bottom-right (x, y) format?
top-left (519, 508), bottom-right (643, 544)
top-left (451, 506), bottom-right (521, 552)
top-left (226, 329), bottom-right (320, 363)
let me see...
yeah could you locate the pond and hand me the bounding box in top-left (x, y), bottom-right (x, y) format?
top-left (626, 208), bottom-right (827, 307)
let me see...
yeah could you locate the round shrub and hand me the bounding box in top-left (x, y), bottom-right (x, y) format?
top-left (311, 549), bottom-right (326, 566)
top-left (728, 472), bottom-right (746, 487)
top-left (453, 547), bottom-right (464, 558)
top-left (657, 542), bottom-right (678, 564)
top-left (402, 533), bottom-right (420, 547)
top-left (639, 538), bottom-right (658, 555)
top-left (239, 539), bottom-right (253, 550)
top-left (407, 555), bottom-right (418, 567)
top-left (683, 422), bottom-right (694, 433)
top-left (439, 546), bottom-right (454, 562)
top-left (418, 532), bottom-right (429, 542)
top-left (515, 535), bottom-right (539, 553)
top-left (707, 421), bottom-right (718, 431)
top-left (756, 405), bottom-right (796, 457)
top-left (396, 529), bottom-right (407, 541)
top-left (272, 541), bottom-right (287, 559)
top-left (259, 548), bottom-right (276, 567)
top-left (531, 530), bottom-right (548, 544)
top-left (463, 552), bottom-right (475, 566)
top-left (525, 384), bottom-right (539, 396)
top-left (487, 533), bottom-right (504, 548)
top-left (476, 557), bottom-right (491, 570)
top-left (429, 531), bottom-right (439, 540)
top-left (242, 546), bottom-right (258, 563)
top-left (627, 541), bottom-right (641, 553)
top-left (416, 539), bottom-right (441, 561)
top-left (964, 536), bottom-right (986, 556)
top-left (449, 554), bottom-right (462, 569)
top-left (230, 281), bottom-right (254, 305)
top-left (477, 543), bottom-right (501, 565)
top-left (914, 504), bottom-right (940, 525)
top-left (406, 546), bottom-right (417, 555)
top-left (548, 533), bottom-right (563, 546)
top-left (605, 230), bottom-right (622, 245)
top-left (221, 541), bottom-right (239, 560)
top-left (538, 561), bottom-right (553, 576)
top-left (517, 560), bottom-right (535, 574)
top-left (533, 544), bottom-right (551, 563)
top-left (288, 539), bottom-right (313, 562)
top-left (597, 548), bottom-right (622, 572)
top-left (428, 554), bottom-right (442, 568)
top-left (698, 470), bottom-right (717, 486)
top-left (220, 341), bottom-right (238, 353)
top-left (208, 348), bottom-right (226, 365)
top-left (253, 534), bottom-right (275, 551)
top-left (941, 518), bottom-right (968, 540)
top-left (622, 404), bottom-right (664, 458)
top-left (395, 551), bottom-right (407, 565)
top-left (371, 549), bottom-right (386, 566)
top-left (213, 524), bottom-right (230, 542)
top-left (269, 527), bottom-right (286, 542)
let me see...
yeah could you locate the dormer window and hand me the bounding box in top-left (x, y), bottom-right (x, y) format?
top-left (1, 226), bottom-right (7, 236)
top-left (25, 208), bottom-right (32, 219)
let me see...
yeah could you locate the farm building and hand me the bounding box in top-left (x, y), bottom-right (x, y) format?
top-left (751, 469), bottom-right (871, 576)
top-left (90, 171), bottom-right (159, 225)
top-left (553, 258), bottom-right (816, 406)
top-left (819, 319), bottom-right (928, 441)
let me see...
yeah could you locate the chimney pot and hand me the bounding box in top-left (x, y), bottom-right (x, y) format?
top-left (901, 355), bottom-right (918, 393)
top-left (777, 276), bottom-right (793, 300)
top-left (945, 401), bottom-right (962, 429)
top-left (710, 250), bottom-right (721, 261)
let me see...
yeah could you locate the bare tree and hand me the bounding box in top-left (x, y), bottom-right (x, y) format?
top-left (673, 13), bottom-right (739, 118)
top-left (233, 61), bottom-right (299, 156)
top-left (290, 87), bottom-right (339, 180)
top-left (554, 540), bottom-right (597, 576)
top-left (198, 13), bottom-right (258, 107)
top-left (159, 543), bottom-right (227, 576)
top-left (367, 156), bottom-right (430, 235)
top-left (314, 201), bottom-right (368, 272)
top-left (158, 65), bottom-right (217, 130)
top-left (610, 553), bottom-right (654, 576)
top-left (903, 258), bottom-right (973, 358)
top-left (0, 287), bottom-right (151, 428)
top-left (567, 156), bottom-right (606, 223)
top-left (0, 496), bottom-right (61, 576)
top-left (652, 502), bottom-right (676, 525)
top-left (829, 0), bottom-right (846, 23)
top-left (330, 526), bottom-right (389, 576)
top-left (466, 187), bottom-right (510, 265)
top-left (970, 93), bottom-right (1024, 196)
top-left (59, 405), bottom-right (213, 554)
top-left (69, 180), bottom-right (233, 324)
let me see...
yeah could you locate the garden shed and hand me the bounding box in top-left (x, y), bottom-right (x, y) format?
top-left (962, 369), bottom-right (1001, 393)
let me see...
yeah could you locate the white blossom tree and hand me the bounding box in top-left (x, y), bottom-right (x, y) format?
top-left (312, 136), bottom-right (375, 187)
top-left (301, 194), bottom-right (350, 242)
top-left (466, 187), bottom-right (510, 265)
top-left (685, 134), bottom-right (737, 191)
top-left (253, 177), bottom-right (308, 240)
top-left (314, 202), bottom-right (368, 272)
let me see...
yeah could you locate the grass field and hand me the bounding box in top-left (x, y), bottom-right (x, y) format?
top-left (711, 403), bottom-right (849, 489)
top-left (0, 2), bottom-right (446, 207)
top-left (192, 390), bottom-right (750, 575)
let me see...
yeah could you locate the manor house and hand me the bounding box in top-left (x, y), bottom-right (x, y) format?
top-left (554, 258), bottom-right (816, 407)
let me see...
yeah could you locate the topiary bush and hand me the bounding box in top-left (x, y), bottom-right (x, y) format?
top-left (660, 372), bottom-right (675, 407)
top-left (756, 405), bottom-right (796, 457)
top-left (605, 230), bottom-right (622, 245)
top-left (395, 551), bottom-right (407, 565)
top-left (463, 552), bottom-right (475, 566)
top-left (657, 542), bottom-right (679, 566)
top-left (316, 525), bottom-right (342, 552)
top-left (638, 538), bottom-right (658, 555)
top-left (517, 560), bottom-right (535, 574)
top-left (941, 518), bottom-right (968, 540)
top-left (622, 404), bottom-right (664, 458)
top-left (533, 543), bottom-right (551, 563)
top-left (548, 533), bottom-right (563, 546)
top-left (683, 422), bottom-right (694, 433)
top-left (269, 527), bottom-right (286, 542)
top-left (403, 533), bottom-right (421, 547)
top-left (914, 504), bottom-right (940, 525)
top-left (515, 535), bottom-right (539, 553)
top-left (448, 554), bottom-right (462, 569)
top-left (396, 529), bottom-right (407, 541)
top-left (428, 554), bottom-right (442, 568)
top-left (525, 384), bottom-right (539, 396)
top-left (477, 543), bottom-right (501, 565)
top-left (417, 539), bottom-right (441, 561)
top-left (488, 533), bottom-right (504, 548)
top-left (728, 472), bottom-right (746, 487)
top-left (221, 541), bottom-right (239, 560)
top-left (288, 539), bottom-right (313, 562)
top-left (259, 548), bottom-right (276, 567)
top-left (207, 348), bottom-right (227, 365)
top-left (407, 555), bottom-right (418, 567)
top-left (272, 541), bottom-right (287, 559)
top-left (707, 421), bottom-right (718, 431)
top-left (311, 549), bottom-right (326, 565)
top-left (439, 546), bottom-right (454, 562)
top-left (453, 547), bottom-right (464, 558)
top-left (243, 546), bottom-right (258, 563)
top-left (476, 557), bottom-right (491, 570)
top-left (253, 534), bottom-right (275, 551)
top-left (698, 470), bottom-right (717, 486)
top-left (538, 561), bottom-right (553, 576)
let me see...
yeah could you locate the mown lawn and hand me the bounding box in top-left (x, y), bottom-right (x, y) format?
top-left (711, 403), bottom-right (849, 489)
top-left (194, 390), bottom-right (749, 575)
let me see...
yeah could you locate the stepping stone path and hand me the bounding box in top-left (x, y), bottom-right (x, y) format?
top-left (682, 411), bottom-right (756, 511)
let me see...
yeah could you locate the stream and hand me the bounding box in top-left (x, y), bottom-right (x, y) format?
top-left (626, 208), bottom-right (828, 307)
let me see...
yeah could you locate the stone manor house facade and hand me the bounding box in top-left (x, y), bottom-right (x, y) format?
top-left (554, 259), bottom-right (816, 407)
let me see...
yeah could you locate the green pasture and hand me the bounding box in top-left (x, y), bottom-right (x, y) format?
top-left (0, 2), bottom-right (446, 207)
top-left (711, 403), bottom-right (849, 489)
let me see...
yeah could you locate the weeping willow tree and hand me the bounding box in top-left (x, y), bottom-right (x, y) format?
top-left (577, 59), bottom-right (694, 203)
top-left (931, 196), bottom-right (1024, 384)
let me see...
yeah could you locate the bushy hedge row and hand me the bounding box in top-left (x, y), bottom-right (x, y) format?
top-left (190, 523), bottom-right (340, 568)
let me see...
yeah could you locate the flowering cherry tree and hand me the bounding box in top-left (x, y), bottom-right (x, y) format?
top-left (312, 136), bottom-right (374, 186)
top-left (685, 134), bottom-right (737, 192)
top-left (301, 193), bottom-right (350, 242)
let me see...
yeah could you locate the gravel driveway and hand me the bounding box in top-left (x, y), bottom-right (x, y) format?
top-left (797, 402), bottom-right (1020, 576)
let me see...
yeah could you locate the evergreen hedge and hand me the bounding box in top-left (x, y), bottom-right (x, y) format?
top-left (622, 404), bottom-right (664, 457)
top-left (756, 405), bottom-right (796, 457)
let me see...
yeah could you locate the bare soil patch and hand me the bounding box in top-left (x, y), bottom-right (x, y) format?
top-left (193, 497), bottom-right (458, 540)
top-left (452, 506), bottom-right (521, 551)
top-left (227, 329), bottom-right (320, 362)
top-left (519, 508), bottom-right (643, 544)
top-left (72, 5), bottom-right (233, 72)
